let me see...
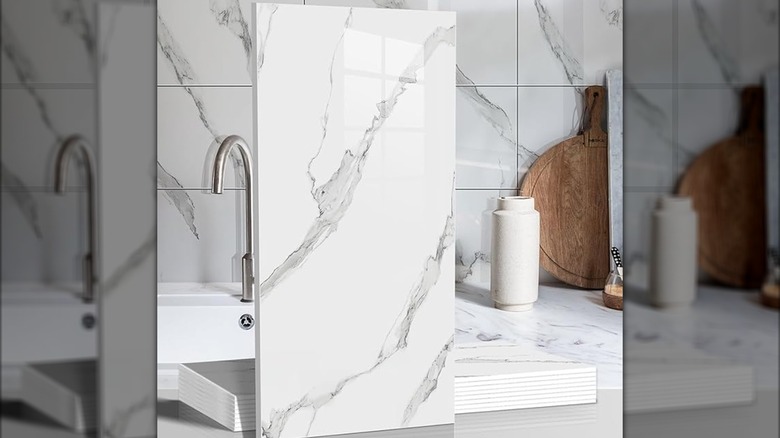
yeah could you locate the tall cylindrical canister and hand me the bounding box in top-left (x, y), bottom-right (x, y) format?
top-left (650, 196), bottom-right (698, 308)
top-left (491, 196), bottom-right (540, 311)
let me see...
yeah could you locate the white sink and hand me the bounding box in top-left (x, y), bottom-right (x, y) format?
top-left (156, 283), bottom-right (254, 398)
top-left (1, 284), bottom-right (97, 399)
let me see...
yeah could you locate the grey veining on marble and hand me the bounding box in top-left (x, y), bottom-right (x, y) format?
top-left (690, 0), bottom-right (739, 87)
top-left (210, 0), bottom-right (253, 74)
top-left (534, 0), bottom-right (583, 85)
top-left (157, 162), bottom-right (199, 239)
top-left (53, 0), bottom-right (97, 70)
top-left (600, 0), bottom-right (622, 29)
top-left (306, 8), bottom-right (353, 199)
top-left (402, 336), bottom-right (454, 426)
top-left (253, 2), bottom-right (278, 73)
top-left (1, 162), bottom-right (42, 239)
top-left (262, 201), bottom-right (455, 438)
top-left (606, 70), bottom-right (623, 255)
top-left (456, 275), bottom-right (623, 388)
top-left (259, 22), bottom-right (455, 300)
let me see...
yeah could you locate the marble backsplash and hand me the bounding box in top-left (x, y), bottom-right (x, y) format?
top-left (156, 0), bottom-right (623, 283)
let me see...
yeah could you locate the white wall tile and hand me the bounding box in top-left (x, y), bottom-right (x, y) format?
top-left (624, 0), bottom-right (674, 85)
top-left (624, 190), bottom-right (663, 286)
top-left (624, 88), bottom-right (676, 188)
top-left (1, 88), bottom-right (96, 188)
top-left (455, 189), bottom-right (514, 284)
top-left (157, 190), bottom-right (244, 282)
top-left (157, 86), bottom-right (252, 189)
top-left (676, 88), bottom-right (739, 176)
top-left (157, 0), bottom-right (304, 86)
top-left (518, 0), bottom-right (585, 85)
top-left (677, 0), bottom-right (741, 85)
top-left (1, 0), bottom-right (96, 85)
top-left (516, 86), bottom-right (581, 177)
top-left (583, 0), bottom-right (623, 84)
top-left (1, 190), bottom-right (86, 283)
top-left (444, 0), bottom-right (517, 85)
top-left (456, 87), bottom-right (517, 188)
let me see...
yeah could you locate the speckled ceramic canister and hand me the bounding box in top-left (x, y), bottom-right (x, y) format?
top-left (491, 196), bottom-right (540, 311)
top-left (650, 196), bottom-right (698, 308)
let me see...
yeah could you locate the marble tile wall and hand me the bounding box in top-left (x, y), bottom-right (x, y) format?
top-left (623, 0), bottom-right (778, 286)
top-left (157, 0), bottom-right (624, 282)
top-left (1, 0), bottom-right (97, 283)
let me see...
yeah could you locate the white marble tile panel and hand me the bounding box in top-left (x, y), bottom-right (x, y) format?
top-left (1, 0), bottom-right (96, 85)
top-left (254, 5), bottom-right (455, 436)
top-left (456, 87), bottom-right (518, 188)
top-left (157, 190), bottom-right (244, 283)
top-left (623, 190), bottom-right (665, 286)
top-left (157, 86), bottom-right (252, 189)
top-left (624, 88), bottom-right (676, 188)
top-left (1, 88), bottom-right (96, 188)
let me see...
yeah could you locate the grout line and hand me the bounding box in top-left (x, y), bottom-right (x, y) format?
top-left (157, 84), bottom-right (253, 88)
top-left (516, 0), bottom-right (520, 190)
top-left (672, 0), bottom-right (679, 182)
top-left (157, 187), bottom-right (244, 191)
top-left (455, 188), bottom-right (522, 191)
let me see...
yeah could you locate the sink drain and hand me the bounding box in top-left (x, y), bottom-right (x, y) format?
top-left (238, 314), bottom-right (254, 330)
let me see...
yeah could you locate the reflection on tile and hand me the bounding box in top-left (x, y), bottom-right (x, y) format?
top-left (1, 0), bottom-right (96, 85)
top-left (254, 5), bottom-right (455, 435)
top-left (456, 87), bottom-right (517, 188)
top-left (157, 190), bottom-right (244, 282)
top-left (624, 0), bottom-right (674, 85)
top-left (624, 88), bottom-right (676, 188)
top-left (676, 88), bottom-right (738, 176)
top-left (0, 88), bottom-right (96, 188)
top-left (157, 86), bottom-right (252, 189)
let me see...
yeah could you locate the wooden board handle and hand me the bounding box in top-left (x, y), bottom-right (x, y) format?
top-left (738, 86), bottom-right (764, 138)
top-left (582, 86), bottom-right (607, 147)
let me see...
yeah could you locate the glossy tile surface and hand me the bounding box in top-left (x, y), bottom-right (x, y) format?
top-left (253, 4), bottom-right (455, 437)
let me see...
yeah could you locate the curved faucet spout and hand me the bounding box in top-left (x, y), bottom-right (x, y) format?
top-left (211, 135), bottom-right (255, 302)
top-left (54, 135), bottom-right (97, 303)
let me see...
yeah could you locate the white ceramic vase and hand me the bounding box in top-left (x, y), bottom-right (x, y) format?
top-left (491, 196), bottom-right (540, 311)
top-left (650, 196), bottom-right (698, 308)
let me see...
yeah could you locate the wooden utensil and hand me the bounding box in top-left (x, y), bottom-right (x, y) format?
top-left (677, 86), bottom-right (766, 288)
top-left (520, 86), bottom-right (610, 289)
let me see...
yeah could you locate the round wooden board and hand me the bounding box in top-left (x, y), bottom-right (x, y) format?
top-left (677, 87), bottom-right (766, 288)
top-left (520, 87), bottom-right (610, 289)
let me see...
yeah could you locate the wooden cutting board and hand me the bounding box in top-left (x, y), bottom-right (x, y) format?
top-left (520, 86), bottom-right (609, 289)
top-left (678, 86), bottom-right (766, 288)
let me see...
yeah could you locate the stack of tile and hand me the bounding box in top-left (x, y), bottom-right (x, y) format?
top-left (21, 360), bottom-right (97, 433)
top-left (454, 344), bottom-right (597, 414)
top-left (178, 359), bottom-right (255, 431)
top-left (624, 344), bottom-right (754, 413)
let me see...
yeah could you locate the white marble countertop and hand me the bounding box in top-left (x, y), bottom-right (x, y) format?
top-left (455, 278), bottom-right (624, 389)
top-left (624, 284), bottom-right (779, 389)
